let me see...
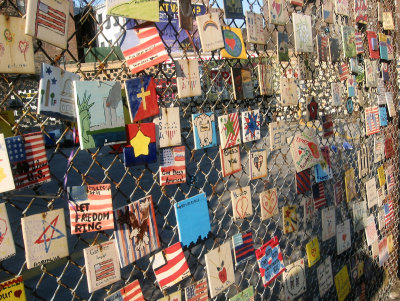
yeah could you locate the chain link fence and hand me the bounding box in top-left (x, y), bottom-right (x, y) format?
top-left (0, 0), bottom-right (399, 299)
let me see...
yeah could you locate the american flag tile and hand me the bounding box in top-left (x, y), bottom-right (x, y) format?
top-left (185, 278), bottom-right (208, 301)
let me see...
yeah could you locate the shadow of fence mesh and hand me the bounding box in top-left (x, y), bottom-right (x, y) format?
top-left (0, 0), bottom-right (399, 299)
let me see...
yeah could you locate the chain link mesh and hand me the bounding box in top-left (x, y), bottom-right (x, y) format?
top-left (0, 0), bottom-right (399, 299)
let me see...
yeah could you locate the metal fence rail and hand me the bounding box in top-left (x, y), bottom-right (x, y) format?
top-left (0, 0), bottom-right (399, 299)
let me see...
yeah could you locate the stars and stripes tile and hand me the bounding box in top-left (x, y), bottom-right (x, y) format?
top-left (355, 32), bottom-right (364, 54)
top-left (296, 169), bottom-right (311, 194)
top-left (365, 106), bottom-right (380, 136)
top-left (5, 136), bottom-right (26, 163)
top-left (160, 146), bottom-right (186, 186)
top-left (338, 63), bottom-right (350, 81)
top-left (232, 231), bottom-right (255, 265)
top-left (9, 132), bottom-right (51, 190)
top-left (219, 112), bottom-right (241, 149)
top-left (153, 242), bottom-right (190, 291)
top-left (104, 280), bottom-right (144, 301)
top-left (384, 200), bottom-right (394, 226)
top-left (36, 0), bottom-right (66, 36)
top-left (312, 183), bottom-right (327, 209)
top-left (385, 165), bottom-right (395, 193)
top-left (185, 278), bottom-right (208, 301)
top-left (121, 23), bottom-right (169, 74)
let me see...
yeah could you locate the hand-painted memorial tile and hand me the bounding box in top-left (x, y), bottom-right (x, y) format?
top-left (365, 215), bottom-right (378, 246)
top-left (159, 146), bottom-right (186, 186)
top-left (355, 32), bottom-right (364, 54)
top-left (331, 83), bottom-right (342, 106)
top-left (218, 112), bottom-right (241, 149)
top-left (0, 15), bottom-right (35, 74)
top-left (365, 106), bottom-right (380, 135)
top-left (220, 146), bottom-right (241, 177)
top-left (366, 178), bottom-right (378, 208)
top-left (241, 110), bottom-right (260, 142)
top-left (249, 149), bottom-right (267, 180)
top-left (258, 63), bottom-right (274, 96)
top-left (125, 76), bottom-right (159, 122)
top-left (178, 0), bottom-right (192, 30)
top-left (114, 195), bottom-right (160, 267)
top-left (317, 35), bottom-right (329, 62)
top-left (84, 240), bottom-right (121, 293)
top-left (21, 208), bottom-right (69, 269)
top-left (283, 205), bottom-right (298, 234)
top-left (385, 92), bottom-right (396, 117)
top-left (322, 114), bottom-right (334, 137)
top-left (277, 32), bottom-right (289, 62)
top-left (306, 237), bottom-right (320, 267)
top-left (321, 206), bottom-right (336, 242)
top-left (337, 63), bottom-right (350, 81)
top-left (381, 62), bottom-right (389, 81)
top-left (37, 63), bottom-right (80, 120)
top-left (232, 231), bottom-right (255, 265)
top-left (378, 165), bottom-right (386, 187)
top-left (312, 182), bottom-right (326, 209)
top-left (352, 200), bottom-right (368, 232)
top-left (344, 168), bottom-right (356, 202)
top-left (0, 203), bottom-right (16, 261)
top-left (335, 265), bottom-right (351, 301)
top-left (303, 196), bottom-right (315, 225)
top-left (268, 0), bottom-right (288, 25)
top-left (280, 77), bottom-right (298, 106)
top-left (315, 146), bottom-right (333, 183)
top-left (306, 96), bottom-right (318, 121)
top-left (205, 241), bottom-right (234, 298)
top-left (68, 184), bottom-right (114, 234)
top-left (192, 112), bottom-right (217, 150)
top-left (255, 236), bottom-right (285, 287)
top-left (104, 280), bottom-right (144, 301)
top-left (120, 22), bottom-right (168, 74)
top-left (0, 276), bottom-right (26, 301)
top-left (379, 238), bottom-right (388, 267)
top-left (382, 12), bottom-right (394, 30)
top-left (231, 68), bottom-right (254, 100)
top-left (283, 259), bottom-right (306, 300)
top-left (260, 188), bottom-right (278, 220)
top-left (269, 121), bottom-right (287, 151)
top-left (223, 0), bottom-right (244, 19)
top-left (335, 0), bottom-right (349, 15)
top-left (231, 186), bottom-right (252, 220)
top-left (175, 193), bottom-right (211, 247)
top-left (74, 81), bottom-right (126, 150)
top-left (329, 38), bottom-right (341, 63)
top-left (290, 129), bottom-right (322, 172)
top-left (124, 123), bottom-right (157, 166)
top-left (176, 59), bottom-right (202, 98)
top-left (385, 164), bottom-right (395, 193)
top-left (246, 12), bottom-right (264, 44)
top-left (385, 136), bottom-right (395, 159)
top-left (6, 132), bottom-right (50, 190)
top-left (196, 12), bottom-right (224, 52)
top-left (221, 26), bottom-right (247, 59)
top-left (185, 278), bottom-right (208, 301)
top-left (337, 219), bottom-right (351, 254)
top-left (292, 13), bottom-right (313, 53)
top-left (322, 0), bottom-right (334, 23)
top-left (317, 257), bottom-right (333, 297)
top-left (152, 242), bottom-right (190, 291)
top-left (367, 31), bottom-right (380, 59)
top-left (154, 107), bottom-right (181, 148)
top-left (354, 0), bottom-right (367, 24)
top-left (334, 180), bottom-right (344, 206)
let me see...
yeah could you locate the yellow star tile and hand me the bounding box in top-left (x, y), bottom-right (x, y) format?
top-left (130, 129), bottom-right (151, 157)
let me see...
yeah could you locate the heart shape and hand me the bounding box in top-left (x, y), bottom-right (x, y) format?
top-left (342, 234), bottom-right (347, 241)
top-left (236, 196), bottom-right (249, 218)
top-left (14, 290), bottom-right (22, 298)
top-left (261, 190), bottom-right (277, 215)
top-left (225, 38), bottom-right (236, 51)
